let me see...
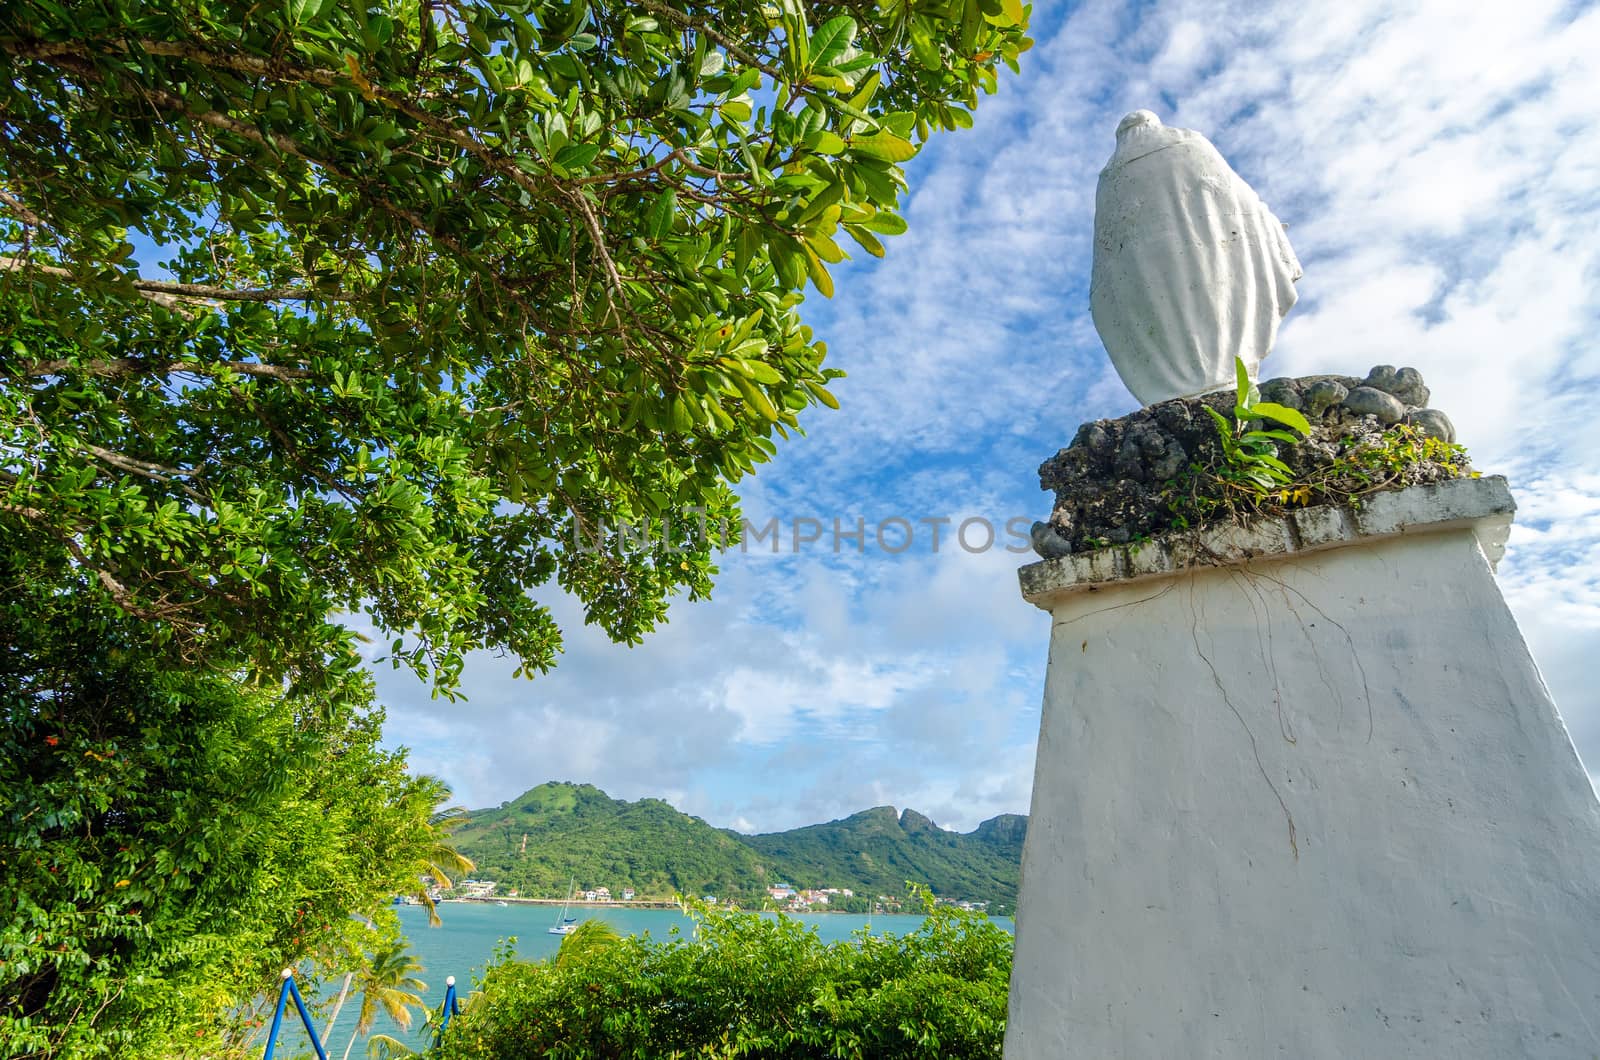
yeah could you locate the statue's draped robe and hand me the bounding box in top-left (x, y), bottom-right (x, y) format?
top-left (1090, 121), bottom-right (1302, 406)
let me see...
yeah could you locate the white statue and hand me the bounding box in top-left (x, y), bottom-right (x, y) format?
top-left (1090, 110), bottom-right (1302, 406)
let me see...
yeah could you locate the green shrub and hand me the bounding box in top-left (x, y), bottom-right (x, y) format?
top-left (0, 542), bottom-right (449, 1058)
top-left (434, 896), bottom-right (1012, 1059)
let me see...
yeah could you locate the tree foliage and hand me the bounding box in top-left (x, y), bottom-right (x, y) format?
top-left (434, 894), bottom-right (1013, 1059)
top-left (0, 540), bottom-right (448, 1058)
top-left (0, 0), bottom-right (1031, 692)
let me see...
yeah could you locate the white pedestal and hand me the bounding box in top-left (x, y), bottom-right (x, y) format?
top-left (1005, 477), bottom-right (1600, 1058)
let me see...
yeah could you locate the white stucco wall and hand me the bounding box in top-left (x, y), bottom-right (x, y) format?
top-left (1006, 508), bottom-right (1600, 1058)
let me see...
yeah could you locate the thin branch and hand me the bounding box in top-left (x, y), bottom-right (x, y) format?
top-left (126, 87), bottom-right (561, 339)
top-left (128, 279), bottom-right (335, 303)
top-left (0, 500), bottom-right (163, 621)
top-left (17, 358), bottom-right (311, 381)
top-left (567, 190), bottom-right (627, 311)
top-left (575, 147), bottom-right (687, 186)
top-left (627, 0), bottom-right (785, 80)
top-left (81, 443), bottom-right (208, 503)
top-left (0, 188), bottom-right (44, 228)
top-left (0, 255), bottom-right (206, 313)
top-left (0, 254), bottom-right (334, 304)
top-left (0, 499), bottom-right (47, 522)
top-left (576, 146), bottom-right (749, 191)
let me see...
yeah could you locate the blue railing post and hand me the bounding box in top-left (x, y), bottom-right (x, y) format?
top-left (285, 975), bottom-right (331, 1060)
top-left (261, 970), bottom-right (293, 1060)
top-left (441, 975), bottom-right (459, 1029)
top-left (261, 968), bottom-right (330, 1060)
top-left (433, 974), bottom-right (461, 1047)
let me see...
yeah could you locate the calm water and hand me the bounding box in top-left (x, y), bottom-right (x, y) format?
top-left (280, 903), bottom-right (1010, 1055)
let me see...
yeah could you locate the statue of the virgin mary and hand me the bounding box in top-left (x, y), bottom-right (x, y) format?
top-left (1090, 110), bottom-right (1302, 406)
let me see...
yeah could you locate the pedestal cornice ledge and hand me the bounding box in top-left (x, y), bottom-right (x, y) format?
top-left (1018, 475), bottom-right (1515, 610)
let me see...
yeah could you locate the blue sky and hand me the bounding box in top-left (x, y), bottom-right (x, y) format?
top-left (378, 0), bottom-right (1600, 833)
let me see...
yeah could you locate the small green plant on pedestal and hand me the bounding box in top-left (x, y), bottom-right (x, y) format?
top-left (1167, 358), bottom-right (1312, 527)
top-left (1202, 358), bottom-right (1314, 496)
top-left (1165, 358), bottom-right (1474, 530)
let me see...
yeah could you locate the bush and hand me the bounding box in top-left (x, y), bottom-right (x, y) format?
top-left (434, 896), bottom-right (1012, 1059)
top-left (0, 542), bottom-right (446, 1058)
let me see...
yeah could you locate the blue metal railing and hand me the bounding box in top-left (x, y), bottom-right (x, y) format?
top-left (261, 969), bottom-right (329, 1060)
top-left (439, 975), bottom-right (461, 1035)
top-left (259, 970), bottom-right (462, 1060)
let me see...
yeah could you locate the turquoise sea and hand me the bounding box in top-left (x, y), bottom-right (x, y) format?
top-left (275, 902), bottom-right (1011, 1056)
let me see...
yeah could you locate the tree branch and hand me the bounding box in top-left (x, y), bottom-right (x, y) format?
top-left (16, 357), bottom-right (311, 381)
top-left (626, 0), bottom-right (785, 80)
top-left (0, 499), bottom-right (164, 621)
top-left (123, 87), bottom-right (566, 342)
top-left (0, 254), bottom-right (334, 304)
top-left (81, 444), bottom-right (208, 503)
top-left (0, 188), bottom-right (44, 228)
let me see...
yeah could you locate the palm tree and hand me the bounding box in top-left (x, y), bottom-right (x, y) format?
top-left (340, 942), bottom-right (427, 1060)
top-left (364, 1033), bottom-right (414, 1058)
top-left (555, 919), bottom-right (620, 970)
top-left (411, 778), bottom-right (475, 928)
top-left (325, 778), bottom-right (471, 1049)
top-left (320, 916), bottom-right (375, 1049)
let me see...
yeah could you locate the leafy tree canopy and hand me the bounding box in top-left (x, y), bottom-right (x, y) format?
top-left (0, 0), bottom-right (1031, 692)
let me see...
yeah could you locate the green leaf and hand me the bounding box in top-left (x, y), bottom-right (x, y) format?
top-left (857, 210), bottom-right (907, 235)
top-left (1202, 405), bottom-right (1234, 442)
top-left (802, 246), bottom-right (834, 297)
top-left (795, 180), bottom-right (845, 227)
top-left (1249, 402), bottom-right (1312, 437)
top-left (646, 188), bottom-right (677, 240)
top-left (843, 225), bottom-right (885, 257)
top-left (805, 232), bottom-right (847, 264)
top-left (287, 0), bottom-right (329, 23)
top-left (847, 70), bottom-right (882, 112)
top-left (849, 130), bottom-right (917, 162)
top-left (554, 143), bottom-right (602, 170)
top-left (732, 374), bottom-right (779, 421)
top-left (808, 16), bottom-right (858, 69)
top-left (809, 131), bottom-right (847, 155)
top-left (804, 379), bottom-right (841, 409)
top-left (744, 362), bottom-right (782, 385)
top-left (1243, 429), bottom-right (1303, 445)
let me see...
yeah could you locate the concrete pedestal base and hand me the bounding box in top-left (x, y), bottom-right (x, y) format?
top-left (1005, 478), bottom-right (1600, 1059)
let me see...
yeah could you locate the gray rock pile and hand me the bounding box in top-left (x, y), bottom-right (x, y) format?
top-left (1031, 365), bottom-right (1464, 558)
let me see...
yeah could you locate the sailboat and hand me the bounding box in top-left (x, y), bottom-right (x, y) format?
top-left (548, 880), bottom-right (579, 935)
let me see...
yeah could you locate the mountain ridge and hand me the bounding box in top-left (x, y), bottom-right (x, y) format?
top-left (449, 782), bottom-right (1027, 911)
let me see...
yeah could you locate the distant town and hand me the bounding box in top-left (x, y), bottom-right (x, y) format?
top-left (420, 877), bottom-right (993, 916)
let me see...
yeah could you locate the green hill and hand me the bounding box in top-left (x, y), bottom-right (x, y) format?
top-left (740, 806), bottom-right (1028, 909)
top-left (449, 782), bottom-right (772, 901)
top-left (448, 782), bottom-right (1026, 910)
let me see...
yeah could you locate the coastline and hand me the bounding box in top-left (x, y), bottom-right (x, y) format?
top-left (435, 896), bottom-right (909, 915)
top-left (440, 896), bottom-right (683, 910)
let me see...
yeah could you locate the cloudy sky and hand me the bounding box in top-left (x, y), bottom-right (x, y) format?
top-left (378, 0), bottom-right (1600, 834)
